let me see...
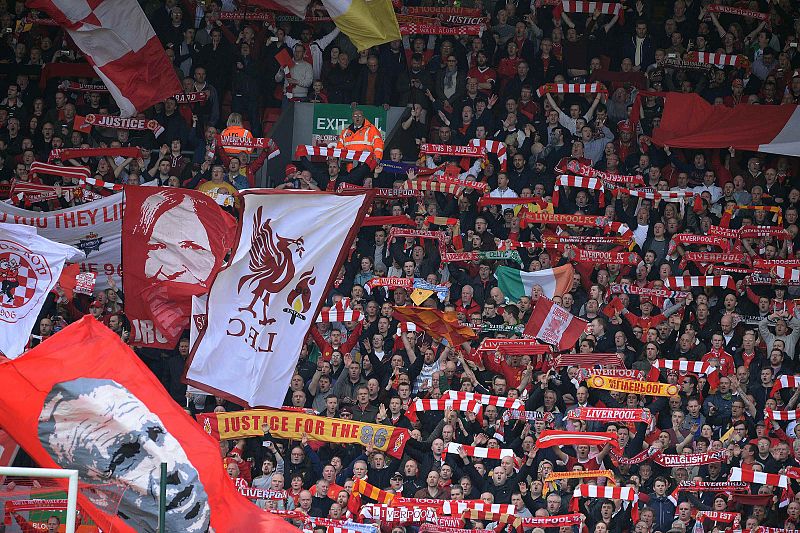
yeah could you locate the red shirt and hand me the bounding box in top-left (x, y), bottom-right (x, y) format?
top-left (467, 66), bottom-right (497, 94)
top-left (701, 349), bottom-right (735, 377)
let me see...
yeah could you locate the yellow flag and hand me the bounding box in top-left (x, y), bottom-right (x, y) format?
top-left (325, 0), bottom-right (401, 51)
top-left (410, 288), bottom-right (435, 306)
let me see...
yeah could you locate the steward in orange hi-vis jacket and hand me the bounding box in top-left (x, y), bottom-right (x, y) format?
top-left (336, 108), bottom-right (384, 159)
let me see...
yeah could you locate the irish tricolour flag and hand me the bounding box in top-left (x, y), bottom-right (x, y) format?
top-left (494, 264), bottom-right (574, 303)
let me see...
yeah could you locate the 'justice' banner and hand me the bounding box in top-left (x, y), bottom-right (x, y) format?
top-left (196, 409), bottom-right (410, 458)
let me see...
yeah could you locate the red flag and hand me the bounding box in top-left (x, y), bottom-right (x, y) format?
top-left (0, 316), bottom-right (299, 533)
top-left (73, 115), bottom-right (92, 134)
top-left (57, 263), bottom-right (81, 301)
top-left (123, 186), bottom-right (236, 349)
top-left (524, 296), bottom-right (588, 351)
top-left (275, 48), bottom-right (295, 69)
top-left (28, 0), bottom-right (181, 117)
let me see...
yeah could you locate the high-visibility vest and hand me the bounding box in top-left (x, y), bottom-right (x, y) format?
top-left (220, 125), bottom-right (253, 155)
top-left (336, 119), bottom-right (384, 159)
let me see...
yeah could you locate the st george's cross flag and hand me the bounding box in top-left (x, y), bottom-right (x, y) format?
top-left (28, 0), bottom-right (181, 117)
top-left (524, 296), bottom-right (588, 351)
top-left (185, 190), bottom-right (373, 407)
top-left (0, 223), bottom-right (81, 358)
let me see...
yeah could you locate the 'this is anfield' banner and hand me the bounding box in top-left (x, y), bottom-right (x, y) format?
top-left (123, 187), bottom-right (236, 349)
top-left (0, 316), bottom-right (299, 533)
top-left (186, 190), bottom-right (373, 408)
top-left (0, 194), bottom-right (122, 290)
top-left (197, 409), bottom-right (410, 459)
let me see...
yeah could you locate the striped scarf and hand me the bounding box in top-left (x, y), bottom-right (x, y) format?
top-left (295, 145), bottom-right (377, 169)
top-left (462, 509), bottom-right (521, 533)
top-left (729, 467), bottom-right (788, 488)
top-left (359, 504), bottom-right (437, 524)
top-left (545, 470), bottom-right (616, 484)
top-left (404, 398), bottom-right (482, 423)
top-left (609, 284), bottom-right (688, 299)
top-left (442, 443), bottom-right (515, 462)
top-left (30, 161), bottom-right (91, 180)
top-left (520, 514), bottom-right (584, 528)
top-left (352, 478), bottom-right (395, 504)
top-left (561, 161), bottom-right (644, 186)
top-left (442, 390), bottom-right (524, 411)
top-left (650, 359), bottom-right (719, 388)
top-left (364, 277), bottom-right (412, 293)
top-left (338, 182), bottom-right (423, 198)
top-left (561, 1), bottom-right (623, 15)
top-left (49, 146), bottom-right (142, 162)
top-left (765, 408), bottom-right (800, 421)
top-left (663, 275), bottom-right (735, 291)
top-left (773, 266), bottom-right (800, 282)
top-left (771, 374), bottom-right (800, 397)
top-left (469, 139), bottom-right (507, 171)
top-left (721, 205), bottom-right (783, 227)
top-left (553, 174), bottom-right (606, 207)
top-left (477, 338), bottom-right (551, 355)
top-left (536, 82), bottom-right (608, 98)
top-left (613, 187), bottom-right (695, 201)
top-left (402, 178), bottom-right (465, 197)
top-left (685, 51), bottom-right (747, 68)
top-left (316, 307), bottom-right (361, 323)
top-left (537, 429), bottom-right (620, 451)
top-left (552, 352), bottom-right (625, 368)
top-left (570, 485), bottom-right (638, 520)
top-left (81, 176), bottom-right (124, 191)
top-left (399, 23), bottom-right (482, 35)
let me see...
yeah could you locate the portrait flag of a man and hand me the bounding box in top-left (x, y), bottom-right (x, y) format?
top-left (185, 189), bottom-right (373, 407)
top-left (122, 186), bottom-right (237, 349)
top-left (0, 223), bottom-right (81, 358)
top-left (0, 316), bottom-right (301, 533)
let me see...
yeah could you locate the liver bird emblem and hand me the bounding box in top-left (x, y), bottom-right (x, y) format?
top-left (238, 206), bottom-right (305, 325)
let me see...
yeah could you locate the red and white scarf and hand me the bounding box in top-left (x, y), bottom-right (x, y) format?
top-left (652, 449), bottom-right (725, 467)
top-left (400, 23), bottom-right (483, 35)
top-left (552, 352), bottom-right (625, 368)
top-left (553, 174), bottom-right (606, 207)
top-left (360, 504), bottom-right (437, 524)
top-left (739, 225), bottom-right (791, 240)
top-left (672, 233), bottom-right (730, 251)
top-left (570, 485), bottom-right (638, 520)
top-left (536, 82), bottom-right (608, 98)
top-left (609, 284), bottom-right (688, 299)
top-left (295, 145), bottom-right (375, 167)
top-left (685, 51), bottom-right (747, 68)
top-left (420, 143), bottom-right (485, 158)
top-left (562, 161), bottom-right (644, 186)
top-left (83, 113), bottom-right (164, 135)
top-left (707, 4), bottom-right (768, 20)
top-left (29, 161), bottom-right (91, 180)
top-left (520, 514), bottom-right (584, 528)
top-left (566, 407), bottom-right (652, 423)
top-left (477, 338), bottom-right (551, 355)
top-left (469, 139), bottom-right (507, 170)
top-left (316, 306), bottom-right (362, 323)
top-left (774, 266), bottom-right (800, 283)
top-left (764, 408), bottom-right (800, 421)
top-left (537, 430), bottom-right (619, 451)
top-left (81, 176), bottom-right (124, 191)
top-left (770, 374), bottom-right (800, 397)
top-left (573, 249), bottom-right (640, 265)
top-left (442, 390), bottom-right (524, 411)
top-left (613, 187), bottom-right (695, 202)
top-left (561, 1), bottom-right (622, 16)
top-left (49, 146), bottom-right (143, 162)
top-left (663, 276), bottom-right (735, 291)
top-left (365, 277), bottom-right (413, 293)
top-left (404, 398), bottom-right (482, 423)
top-left (729, 467), bottom-right (788, 488)
top-left (650, 360), bottom-right (719, 387)
top-left (442, 443), bottom-right (515, 462)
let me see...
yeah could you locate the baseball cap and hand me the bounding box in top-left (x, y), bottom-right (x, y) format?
top-left (285, 163), bottom-right (298, 177)
top-left (89, 300), bottom-right (103, 309)
top-left (391, 472), bottom-right (403, 480)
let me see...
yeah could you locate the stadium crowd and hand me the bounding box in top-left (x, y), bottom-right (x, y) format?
top-left (5, 0), bottom-right (800, 531)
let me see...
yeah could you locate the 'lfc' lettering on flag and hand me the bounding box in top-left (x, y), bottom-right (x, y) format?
top-left (524, 296), bottom-right (588, 351)
top-left (0, 224), bottom-right (81, 358)
top-left (123, 186), bottom-right (237, 349)
top-left (0, 316), bottom-right (300, 533)
top-left (185, 190), bottom-right (373, 407)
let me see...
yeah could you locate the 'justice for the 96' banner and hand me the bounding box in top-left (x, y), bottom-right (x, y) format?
top-left (0, 195), bottom-right (122, 290)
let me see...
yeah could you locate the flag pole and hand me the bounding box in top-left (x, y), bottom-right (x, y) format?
top-left (158, 462), bottom-right (167, 533)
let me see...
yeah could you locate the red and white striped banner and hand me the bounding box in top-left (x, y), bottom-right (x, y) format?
top-left (469, 139), bottom-right (507, 170)
top-left (536, 82), bottom-right (608, 98)
top-left (442, 390), bottom-right (524, 410)
top-left (29, 161), bottom-right (91, 180)
top-left (663, 276), bottom-right (735, 291)
top-left (770, 375), bottom-right (800, 397)
top-left (443, 442), bottom-right (515, 462)
top-left (764, 408), bottom-right (800, 421)
top-left (729, 467), bottom-right (788, 488)
top-left (685, 52), bottom-right (747, 68)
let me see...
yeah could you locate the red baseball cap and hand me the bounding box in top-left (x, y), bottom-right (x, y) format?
top-left (285, 163), bottom-right (298, 177)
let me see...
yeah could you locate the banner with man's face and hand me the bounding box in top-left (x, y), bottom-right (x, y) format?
top-left (0, 316), bottom-right (300, 533)
top-left (123, 186), bottom-right (236, 349)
